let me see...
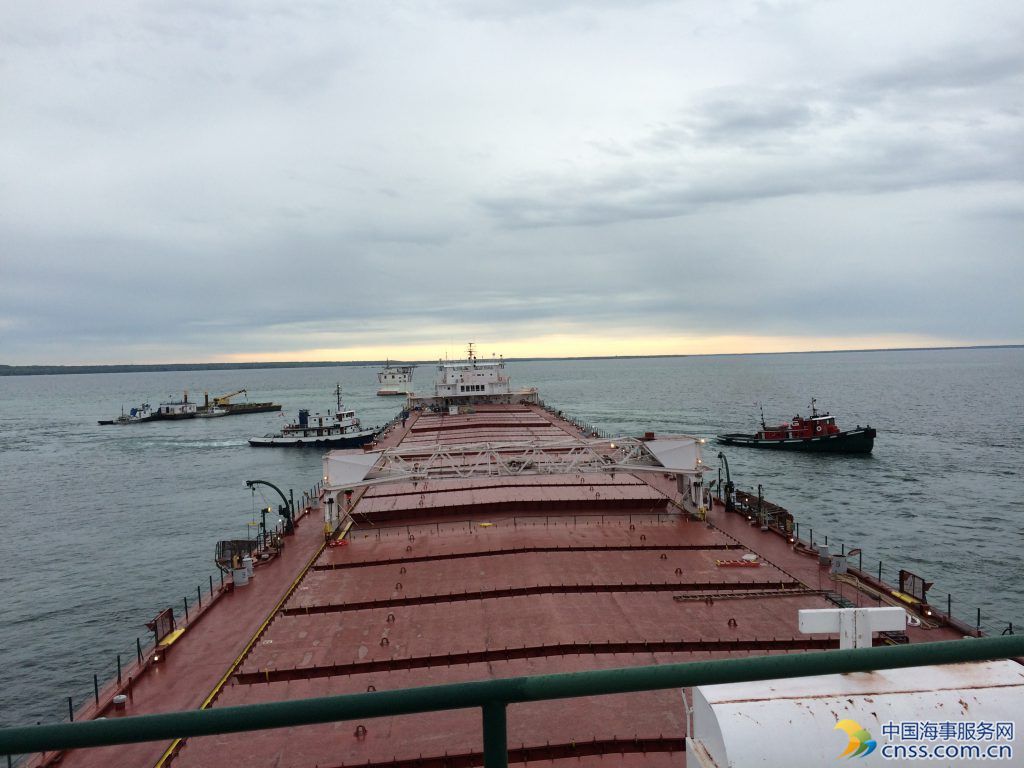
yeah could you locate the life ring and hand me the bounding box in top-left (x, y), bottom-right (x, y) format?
top-left (815, 425), bottom-right (822, 433)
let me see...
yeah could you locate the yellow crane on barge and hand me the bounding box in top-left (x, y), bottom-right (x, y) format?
top-left (199, 389), bottom-right (282, 416)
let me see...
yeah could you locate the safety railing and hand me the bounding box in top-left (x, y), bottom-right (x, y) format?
top-left (727, 484), bottom-right (1020, 638)
top-left (3, 635), bottom-right (1022, 767)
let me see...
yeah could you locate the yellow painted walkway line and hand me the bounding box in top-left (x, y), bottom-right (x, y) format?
top-left (153, 515), bottom-right (354, 767)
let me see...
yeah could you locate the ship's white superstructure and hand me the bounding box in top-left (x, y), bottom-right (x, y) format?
top-left (408, 343), bottom-right (538, 409)
top-left (376, 361), bottom-right (416, 396)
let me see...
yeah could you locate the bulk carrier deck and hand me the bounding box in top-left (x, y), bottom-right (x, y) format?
top-left (24, 351), bottom-right (1018, 768)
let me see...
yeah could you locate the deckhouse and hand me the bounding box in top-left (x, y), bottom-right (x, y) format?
top-left (408, 343), bottom-right (538, 409)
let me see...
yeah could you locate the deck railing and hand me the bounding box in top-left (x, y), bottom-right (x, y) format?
top-left (3, 635), bottom-right (1022, 768)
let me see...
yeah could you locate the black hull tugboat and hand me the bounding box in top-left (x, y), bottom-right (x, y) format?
top-left (98, 403), bottom-right (155, 425)
top-left (249, 385), bottom-right (377, 448)
top-left (717, 399), bottom-right (876, 454)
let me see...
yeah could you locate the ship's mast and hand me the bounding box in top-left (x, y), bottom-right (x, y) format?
top-left (336, 383), bottom-right (343, 413)
top-left (810, 397), bottom-right (818, 418)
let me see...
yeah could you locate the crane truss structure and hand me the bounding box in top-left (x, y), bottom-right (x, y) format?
top-left (323, 436), bottom-right (709, 492)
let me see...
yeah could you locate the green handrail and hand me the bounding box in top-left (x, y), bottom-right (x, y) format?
top-left (2, 635), bottom-right (1022, 765)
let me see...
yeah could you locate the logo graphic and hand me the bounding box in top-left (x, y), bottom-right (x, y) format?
top-left (835, 719), bottom-right (878, 758)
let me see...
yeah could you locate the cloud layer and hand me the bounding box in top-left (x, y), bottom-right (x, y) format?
top-left (1, 0), bottom-right (1022, 363)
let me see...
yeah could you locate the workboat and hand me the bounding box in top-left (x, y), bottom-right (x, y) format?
top-left (717, 399), bottom-right (876, 453)
top-left (376, 360), bottom-right (416, 396)
top-left (248, 385), bottom-right (376, 448)
top-left (97, 403), bottom-right (154, 425)
top-left (19, 354), bottom-right (1021, 768)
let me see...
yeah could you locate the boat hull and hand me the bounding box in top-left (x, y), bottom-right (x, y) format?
top-left (248, 430), bottom-right (376, 448)
top-left (98, 416), bottom-right (156, 425)
top-left (716, 427), bottom-right (876, 454)
top-left (219, 402), bottom-right (282, 415)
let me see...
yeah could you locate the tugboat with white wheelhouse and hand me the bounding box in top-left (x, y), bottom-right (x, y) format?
top-left (717, 399), bottom-right (876, 454)
top-left (98, 403), bottom-right (155, 425)
top-left (248, 385), bottom-right (376, 448)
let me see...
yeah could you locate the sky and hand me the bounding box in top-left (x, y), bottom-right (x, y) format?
top-left (1, 0), bottom-right (1022, 365)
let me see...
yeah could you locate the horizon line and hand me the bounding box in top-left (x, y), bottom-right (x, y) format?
top-left (2, 342), bottom-right (1021, 375)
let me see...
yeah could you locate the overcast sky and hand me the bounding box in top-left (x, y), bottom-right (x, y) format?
top-left (2, 0), bottom-right (1022, 364)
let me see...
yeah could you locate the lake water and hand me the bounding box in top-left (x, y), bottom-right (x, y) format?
top-left (1, 348), bottom-right (1021, 728)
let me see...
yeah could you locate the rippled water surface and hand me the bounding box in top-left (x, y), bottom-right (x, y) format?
top-left (1, 348), bottom-right (1021, 727)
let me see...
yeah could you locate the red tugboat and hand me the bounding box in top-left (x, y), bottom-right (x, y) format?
top-left (717, 399), bottom-right (876, 454)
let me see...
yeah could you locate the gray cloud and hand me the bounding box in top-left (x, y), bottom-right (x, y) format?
top-left (479, 41), bottom-right (1024, 231)
top-left (1, 0), bottom-right (1022, 363)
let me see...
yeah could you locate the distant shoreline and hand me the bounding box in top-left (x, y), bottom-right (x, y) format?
top-left (1, 344), bottom-right (1020, 376)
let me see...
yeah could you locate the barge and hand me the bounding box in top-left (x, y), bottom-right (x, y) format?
top-left (102, 390), bottom-right (283, 423)
top-left (198, 389), bottom-right (281, 416)
top-left (25, 353), bottom-right (1020, 768)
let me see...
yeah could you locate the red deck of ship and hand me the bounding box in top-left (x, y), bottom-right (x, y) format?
top-left (47, 404), bottom-right (966, 768)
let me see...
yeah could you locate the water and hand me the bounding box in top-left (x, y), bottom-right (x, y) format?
top-left (0, 348), bottom-right (1021, 728)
